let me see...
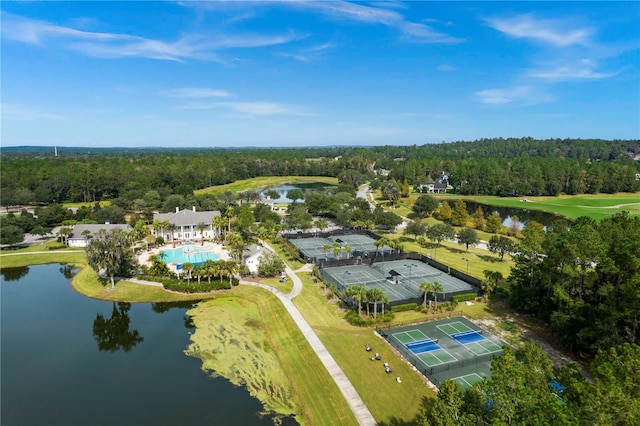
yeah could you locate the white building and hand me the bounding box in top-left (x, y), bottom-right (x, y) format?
top-left (153, 207), bottom-right (221, 242)
top-left (243, 244), bottom-right (265, 274)
top-left (67, 223), bottom-right (131, 248)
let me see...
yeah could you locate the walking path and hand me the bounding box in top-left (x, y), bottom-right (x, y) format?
top-left (255, 239), bottom-right (376, 425)
top-left (240, 277), bottom-right (376, 425)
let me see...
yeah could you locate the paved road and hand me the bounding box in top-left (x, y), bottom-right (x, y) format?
top-left (356, 184), bottom-right (376, 211)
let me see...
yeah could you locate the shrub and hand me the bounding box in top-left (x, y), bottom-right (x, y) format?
top-left (155, 236), bottom-right (165, 246)
top-left (452, 293), bottom-right (477, 302)
top-left (391, 303), bottom-right (418, 313)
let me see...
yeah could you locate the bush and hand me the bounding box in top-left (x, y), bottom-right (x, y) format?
top-left (344, 310), bottom-right (394, 326)
top-left (452, 293), bottom-right (477, 302)
top-left (163, 279), bottom-right (232, 293)
top-left (47, 242), bottom-right (68, 250)
top-left (391, 303), bottom-right (418, 312)
top-left (155, 236), bottom-right (165, 246)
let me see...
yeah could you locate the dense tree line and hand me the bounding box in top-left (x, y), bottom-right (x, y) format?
top-left (2, 139), bottom-right (638, 206)
top-left (508, 213), bottom-right (640, 355)
top-left (417, 341), bottom-right (639, 426)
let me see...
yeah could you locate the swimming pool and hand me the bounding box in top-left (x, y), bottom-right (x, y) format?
top-left (160, 247), bottom-right (220, 268)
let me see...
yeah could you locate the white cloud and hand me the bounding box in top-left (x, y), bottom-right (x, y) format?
top-left (1, 12), bottom-right (300, 62)
top-left (486, 14), bottom-right (591, 47)
top-left (287, 0), bottom-right (463, 43)
top-left (528, 59), bottom-right (616, 82)
top-left (163, 88), bottom-right (234, 98)
top-left (278, 41), bottom-right (337, 62)
top-left (1, 103), bottom-right (68, 121)
top-left (476, 86), bottom-right (552, 105)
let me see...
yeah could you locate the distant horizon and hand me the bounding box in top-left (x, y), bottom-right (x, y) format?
top-left (3, 135), bottom-right (640, 151)
top-left (2, 1), bottom-right (638, 147)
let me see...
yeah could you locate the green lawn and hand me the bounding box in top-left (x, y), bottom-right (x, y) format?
top-left (436, 193), bottom-right (640, 220)
top-left (195, 176), bottom-right (338, 195)
top-left (0, 250), bottom-right (87, 268)
top-left (186, 287), bottom-right (358, 426)
top-left (293, 272), bottom-right (435, 424)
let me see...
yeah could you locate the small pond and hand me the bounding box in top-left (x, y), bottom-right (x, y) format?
top-left (265, 182), bottom-right (336, 203)
top-left (446, 199), bottom-right (567, 229)
top-left (0, 264), bottom-right (297, 426)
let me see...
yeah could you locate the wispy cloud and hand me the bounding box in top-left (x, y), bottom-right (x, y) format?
top-left (162, 88), bottom-right (235, 98)
top-left (288, 0), bottom-right (463, 44)
top-left (476, 85), bottom-right (552, 106)
top-left (1, 103), bottom-right (68, 121)
top-left (277, 41), bottom-right (337, 62)
top-left (486, 14), bottom-right (591, 47)
top-left (527, 59), bottom-right (617, 82)
top-left (1, 12), bottom-right (300, 62)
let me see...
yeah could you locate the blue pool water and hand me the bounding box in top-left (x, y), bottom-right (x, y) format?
top-left (160, 247), bottom-right (219, 267)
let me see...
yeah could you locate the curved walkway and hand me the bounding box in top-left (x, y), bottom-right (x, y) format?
top-left (240, 277), bottom-right (376, 426)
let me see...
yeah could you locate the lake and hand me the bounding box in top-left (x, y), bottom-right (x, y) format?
top-left (266, 182), bottom-right (336, 203)
top-left (445, 200), bottom-right (566, 229)
top-left (0, 264), bottom-right (297, 426)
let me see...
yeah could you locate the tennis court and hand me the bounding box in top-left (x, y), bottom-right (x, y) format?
top-left (437, 321), bottom-right (503, 356)
top-left (321, 265), bottom-right (419, 303)
top-left (451, 373), bottom-right (484, 390)
top-left (381, 316), bottom-right (506, 389)
top-left (289, 234), bottom-right (390, 261)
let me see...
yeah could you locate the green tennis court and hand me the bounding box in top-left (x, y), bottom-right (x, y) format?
top-left (452, 373), bottom-right (485, 390)
top-left (380, 316), bottom-right (506, 389)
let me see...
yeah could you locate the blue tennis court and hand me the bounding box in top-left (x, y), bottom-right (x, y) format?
top-left (451, 330), bottom-right (485, 344)
top-left (406, 339), bottom-right (441, 354)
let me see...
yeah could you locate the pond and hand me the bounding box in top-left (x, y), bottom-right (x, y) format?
top-left (446, 199), bottom-right (566, 229)
top-left (265, 182), bottom-right (336, 203)
top-left (0, 264), bottom-right (298, 426)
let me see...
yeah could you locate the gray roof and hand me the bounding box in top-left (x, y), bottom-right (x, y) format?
top-left (243, 244), bottom-right (263, 260)
top-left (154, 209), bottom-right (221, 226)
top-left (69, 223), bottom-right (131, 239)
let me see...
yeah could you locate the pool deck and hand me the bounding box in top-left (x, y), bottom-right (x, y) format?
top-left (138, 241), bottom-right (232, 273)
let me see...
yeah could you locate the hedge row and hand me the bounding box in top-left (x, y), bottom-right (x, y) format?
top-left (391, 303), bottom-right (418, 312)
top-left (451, 293), bottom-right (477, 302)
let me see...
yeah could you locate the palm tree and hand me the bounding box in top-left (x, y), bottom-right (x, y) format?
top-left (213, 215), bottom-right (225, 242)
top-left (81, 229), bottom-right (92, 244)
top-left (203, 259), bottom-right (216, 283)
top-left (432, 281), bottom-right (444, 309)
top-left (225, 207), bottom-right (235, 233)
top-left (167, 222), bottom-right (177, 248)
top-left (226, 232), bottom-right (245, 263)
top-left (482, 270), bottom-right (503, 301)
top-left (314, 218), bottom-right (328, 236)
top-left (196, 221), bottom-right (207, 246)
top-left (379, 293), bottom-right (389, 316)
top-left (192, 264), bottom-right (203, 284)
top-left (222, 260), bottom-right (239, 286)
top-left (344, 245), bottom-right (352, 260)
top-left (367, 288), bottom-right (386, 319)
top-left (346, 285), bottom-right (367, 316)
top-left (58, 226), bottom-right (73, 246)
top-left (182, 262), bottom-right (194, 284)
top-left (419, 280), bottom-right (433, 307)
top-left (332, 243), bottom-right (342, 260)
top-left (322, 244), bottom-right (331, 259)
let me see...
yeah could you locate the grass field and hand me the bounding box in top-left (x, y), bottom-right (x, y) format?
top-left (186, 287), bottom-right (358, 426)
top-left (436, 193), bottom-right (640, 220)
top-left (293, 272), bottom-right (435, 424)
top-left (195, 176), bottom-right (338, 195)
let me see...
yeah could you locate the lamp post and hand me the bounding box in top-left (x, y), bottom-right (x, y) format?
top-left (404, 263), bottom-right (417, 284)
top-left (462, 257), bottom-right (469, 275)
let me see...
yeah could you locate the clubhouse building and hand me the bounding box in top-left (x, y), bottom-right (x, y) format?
top-left (153, 207), bottom-right (221, 242)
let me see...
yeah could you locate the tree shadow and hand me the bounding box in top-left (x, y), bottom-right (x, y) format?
top-left (477, 254), bottom-right (502, 263)
top-left (93, 302), bottom-right (144, 352)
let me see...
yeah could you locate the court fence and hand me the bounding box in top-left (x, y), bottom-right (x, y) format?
top-left (376, 326), bottom-right (500, 387)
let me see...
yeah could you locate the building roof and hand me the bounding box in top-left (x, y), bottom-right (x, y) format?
top-left (243, 244), bottom-right (264, 261)
top-left (154, 209), bottom-right (221, 226)
top-left (69, 223), bottom-right (131, 239)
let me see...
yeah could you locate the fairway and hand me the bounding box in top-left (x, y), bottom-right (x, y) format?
top-left (194, 176), bottom-right (338, 195)
top-left (438, 194), bottom-right (640, 220)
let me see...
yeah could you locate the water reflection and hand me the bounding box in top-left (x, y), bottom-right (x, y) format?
top-left (93, 302), bottom-right (144, 352)
top-left (0, 265), bottom-right (29, 281)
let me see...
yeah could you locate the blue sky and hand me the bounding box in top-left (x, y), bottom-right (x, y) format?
top-left (2, 1), bottom-right (639, 147)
